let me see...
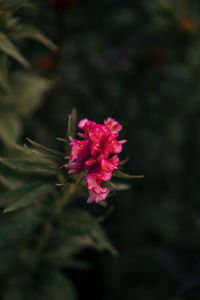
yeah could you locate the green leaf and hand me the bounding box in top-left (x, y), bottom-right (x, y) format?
top-left (3, 182), bottom-right (53, 213)
top-left (9, 73), bottom-right (52, 116)
top-left (54, 223), bottom-right (118, 256)
top-left (13, 25), bottom-right (58, 52)
top-left (61, 208), bottom-right (96, 234)
top-left (0, 31), bottom-right (29, 67)
top-left (0, 207), bottom-right (41, 248)
top-left (3, 141), bottom-right (34, 158)
top-left (96, 206), bottom-right (114, 223)
top-left (0, 0), bottom-right (28, 12)
top-left (66, 109), bottom-right (77, 140)
top-left (119, 157), bottom-right (129, 166)
top-left (26, 138), bottom-right (63, 160)
top-left (0, 182), bottom-right (43, 206)
top-left (91, 224), bottom-right (119, 256)
top-left (46, 234), bottom-right (90, 259)
top-left (113, 170), bottom-right (144, 179)
top-left (3, 141), bottom-right (54, 164)
top-left (108, 181), bottom-right (131, 191)
top-left (45, 248), bottom-right (90, 269)
top-left (0, 157), bottom-right (58, 175)
top-left (0, 172), bottom-right (24, 189)
top-left (2, 182), bottom-right (42, 198)
top-left (0, 112), bottom-right (22, 143)
top-left (49, 224), bottom-right (117, 259)
top-left (41, 271), bottom-right (78, 300)
top-left (0, 55), bottom-right (9, 91)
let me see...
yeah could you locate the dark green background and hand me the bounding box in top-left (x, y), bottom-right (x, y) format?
top-left (16, 0), bottom-right (200, 299)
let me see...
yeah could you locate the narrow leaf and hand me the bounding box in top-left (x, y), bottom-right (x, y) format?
top-left (0, 31), bottom-right (29, 67)
top-left (66, 109), bottom-right (77, 140)
top-left (0, 0), bottom-right (28, 11)
top-left (109, 181), bottom-right (131, 191)
top-left (0, 207), bottom-right (41, 248)
top-left (61, 208), bottom-right (96, 234)
top-left (0, 182), bottom-right (42, 206)
top-left (10, 73), bottom-right (52, 116)
top-left (0, 55), bottom-right (9, 91)
top-left (113, 170), bottom-right (144, 179)
top-left (0, 157), bottom-right (58, 175)
top-left (0, 112), bottom-right (22, 143)
top-left (13, 25), bottom-right (58, 52)
top-left (3, 183), bottom-right (52, 213)
top-left (91, 224), bottom-right (119, 256)
top-left (119, 157), bottom-right (129, 166)
top-left (26, 138), bottom-right (63, 159)
top-left (0, 172), bottom-right (24, 189)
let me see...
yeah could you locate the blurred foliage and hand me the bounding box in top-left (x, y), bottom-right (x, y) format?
top-left (1, 0), bottom-right (200, 299)
top-left (0, 110), bottom-right (127, 299)
top-left (0, 0), bottom-right (56, 144)
top-left (0, 1), bottom-right (126, 299)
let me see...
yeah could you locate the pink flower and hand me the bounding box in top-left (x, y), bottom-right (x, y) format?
top-left (64, 118), bottom-right (126, 203)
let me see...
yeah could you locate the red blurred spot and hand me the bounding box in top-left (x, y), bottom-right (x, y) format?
top-left (179, 18), bottom-right (193, 31)
top-left (154, 46), bottom-right (167, 67)
top-left (37, 55), bottom-right (56, 71)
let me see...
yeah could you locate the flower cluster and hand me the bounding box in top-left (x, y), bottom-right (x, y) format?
top-left (64, 118), bottom-right (126, 203)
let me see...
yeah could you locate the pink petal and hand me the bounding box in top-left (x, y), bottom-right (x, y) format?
top-left (68, 169), bottom-right (79, 174)
top-left (119, 140), bottom-right (127, 144)
top-left (85, 174), bottom-right (109, 195)
top-left (78, 118), bottom-right (88, 129)
top-left (87, 190), bottom-right (109, 204)
top-left (69, 140), bottom-right (89, 162)
top-left (99, 169), bottom-right (112, 181)
top-left (101, 155), bottom-right (119, 171)
top-left (104, 117), bottom-right (122, 132)
top-left (98, 156), bottom-right (119, 181)
top-left (110, 140), bottom-right (123, 154)
top-left (77, 133), bottom-right (87, 139)
top-left (66, 161), bottom-right (83, 173)
top-left (78, 118), bottom-right (96, 133)
top-left (109, 155), bottom-right (120, 168)
top-left (66, 117), bottom-right (126, 204)
top-left (84, 159), bottom-right (97, 168)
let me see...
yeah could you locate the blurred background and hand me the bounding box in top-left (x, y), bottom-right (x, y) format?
top-left (3, 0), bottom-right (200, 299)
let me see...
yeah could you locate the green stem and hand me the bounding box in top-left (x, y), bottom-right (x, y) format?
top-left (30, 175), bottom-right (83, 269)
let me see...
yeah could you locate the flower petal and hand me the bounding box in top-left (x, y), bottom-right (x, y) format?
top-left (87, 190), bottom-right (109, 203)
top-left (85, 174), bottom-right (109, 195)
top-left (78, 118), bottom-right (96, 133)
top-left (98, 155), bottom-right (119, 181)
top-left (66, 117), bottom-right (126, 204)
top-left (78, 118), bottom-right (88, 130)
top-left (104, 117), bottom-right (122, 132)
top-left (69, 140), bottom-right (89, 162)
